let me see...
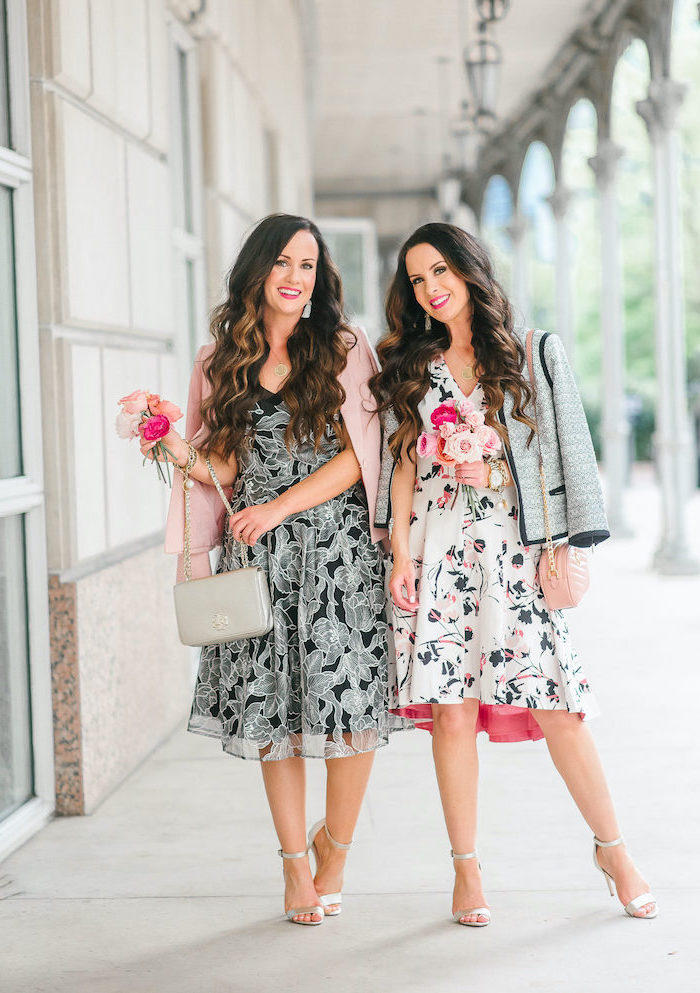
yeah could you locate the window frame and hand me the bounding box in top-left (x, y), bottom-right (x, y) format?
top-left (0, 0), bottom-right (54, 861)
top-left (316, 217), bottom-right (381, 342)
top-left (168, 17), bottom-right (207, 378)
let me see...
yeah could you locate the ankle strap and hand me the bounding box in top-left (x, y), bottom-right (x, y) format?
top-left (325, 824), bottom-right (352, 851)
top-left (278, 849), bottom-right (308, 859)
top-left (593, 835), bottom-right (624, 849)
top-left (451, 849), bottom-right (478, 860)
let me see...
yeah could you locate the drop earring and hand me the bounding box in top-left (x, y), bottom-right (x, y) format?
top-left (302, 301), bottom-right (312, 319)
top-left (424, 313), bottom-right (432, 331)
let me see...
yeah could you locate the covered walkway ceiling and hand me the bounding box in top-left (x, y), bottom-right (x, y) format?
top-left (311, 0), bottom-right (612, 196)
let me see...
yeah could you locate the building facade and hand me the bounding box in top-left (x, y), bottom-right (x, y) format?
top-left (1, 0), bottom-right (313, 859)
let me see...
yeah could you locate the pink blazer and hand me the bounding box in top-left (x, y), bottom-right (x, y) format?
top-left (164, 328), bottom-right (387, 579)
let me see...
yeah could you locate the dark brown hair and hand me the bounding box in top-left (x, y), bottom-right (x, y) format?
top-left (200, 214), bottom-right (355, 464)
top-left (370, 222), bottom-right (535, 461)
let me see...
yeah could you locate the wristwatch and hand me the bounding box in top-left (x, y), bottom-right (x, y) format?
top-left (487, 459), bottom-right (506, 493)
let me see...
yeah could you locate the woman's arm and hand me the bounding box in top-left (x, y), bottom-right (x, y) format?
top-left (388, 444), bottom-right (418, 613)
top-left (229, 440), bottom-right (362, 546)
top-left (141, 429), bottom-right (238, 487)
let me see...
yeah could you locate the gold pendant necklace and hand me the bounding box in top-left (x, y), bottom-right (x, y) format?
top-left (273, 362), bottom-right (289, 377)
top-left (447, 346), bottom-right (476, 381)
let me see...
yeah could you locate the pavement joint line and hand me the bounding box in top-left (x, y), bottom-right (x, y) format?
top-left (0, 885), bottom-right (687, 901)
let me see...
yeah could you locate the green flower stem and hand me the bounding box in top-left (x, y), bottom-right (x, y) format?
top-left (465, 484), bottom-right (479, 521)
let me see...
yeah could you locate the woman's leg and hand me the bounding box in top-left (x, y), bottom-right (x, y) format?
top-left (431, 699), bottom-right (488, 923)
top-left (311, 747), bottom-right (375, 913)
top-left (261, 756), bottom-right (321, 923)
top-left (531, 709), bottom-right (655, 917)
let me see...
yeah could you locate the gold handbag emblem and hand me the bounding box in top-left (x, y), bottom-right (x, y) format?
top-left (211, 611), bottom-right (229, 631)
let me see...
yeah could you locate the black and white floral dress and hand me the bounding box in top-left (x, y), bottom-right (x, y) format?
top-left (188, 388), bottom-right (403, 760)
top-left (390, 356), bottom-right (599, 742)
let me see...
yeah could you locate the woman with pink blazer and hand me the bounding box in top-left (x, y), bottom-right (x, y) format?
top-left (147, 214), bottom-right (404, 927)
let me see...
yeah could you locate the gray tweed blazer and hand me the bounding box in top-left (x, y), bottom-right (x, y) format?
top-left (374, 327), bottom-right (610, 548)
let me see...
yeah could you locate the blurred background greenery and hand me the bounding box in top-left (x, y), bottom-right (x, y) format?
top-left (481, 1), bottom-right (699, 473)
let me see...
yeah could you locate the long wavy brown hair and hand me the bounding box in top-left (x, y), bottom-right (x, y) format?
top-left (370, 223), bottom-right (535, 462)
top-left (200, 214), bottom-right (355, 464)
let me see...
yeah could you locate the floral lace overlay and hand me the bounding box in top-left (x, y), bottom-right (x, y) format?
top-left (390, 357), bottom-right (598, 739)
top-left (188, 390), bottom-right (406, 760)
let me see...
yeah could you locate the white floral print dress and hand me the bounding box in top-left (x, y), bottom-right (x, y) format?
top-left (390, 355), bottom-right (598, 742)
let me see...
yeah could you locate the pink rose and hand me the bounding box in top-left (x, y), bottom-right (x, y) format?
top-left (446, 432), bottom-right (481, 463)
top-left (115, 409), bottom-right (142, 439)
top-left (119, 389), bottom-right (148, 415)
top-left (475, 424), bottom-right (502, 457)
top-left (435, 435), bottom-right (457, 467)
top-left (457, 399), bottom-right (475, 419)
top-left (430, 402), bottom-right (458, 429)
top-left (416, 432), bottom-right (438, 458)
top-left (148, 397), bottom-right (183, 423)
top-left (439, 422), bottom-right (456, 439)
top-left (461, 405), bottom-right (485, 430)
top-left (139, 414), bottom-right (171, 441)
top-left (145, 392), bottom-right (161, 414)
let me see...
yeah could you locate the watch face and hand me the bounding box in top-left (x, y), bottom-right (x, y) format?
top-left (490, 468), bottom-right (504, 488)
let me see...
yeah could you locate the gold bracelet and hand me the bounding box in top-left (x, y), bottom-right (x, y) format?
top-left (177, 442), bottom-right (197, 474)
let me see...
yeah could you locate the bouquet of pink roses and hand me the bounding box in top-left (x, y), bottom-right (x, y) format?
top-left (116, 390), bottom-right (183, 486)
top-left (417, 398), bottom-right (501, 518)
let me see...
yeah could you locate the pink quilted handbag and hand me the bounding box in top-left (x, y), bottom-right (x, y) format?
top-left (537, 540), bottom-right (590, 610)
top-left (525, 330), bottom-right (590, 610)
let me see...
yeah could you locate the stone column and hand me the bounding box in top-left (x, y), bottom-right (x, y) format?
top-left (547, 183), bottom-right (574, 363)
top-left (588, 139), bottom-right (632, 537)
top-left (637, 78), bottom-right (699, 573)
top-left (507, 211), bottom-right (530, 326)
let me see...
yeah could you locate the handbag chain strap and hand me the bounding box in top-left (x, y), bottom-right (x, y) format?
top-left (525, 330), bottom-right (558, 580)
top-left (181, 452), bottom-right (248, 582)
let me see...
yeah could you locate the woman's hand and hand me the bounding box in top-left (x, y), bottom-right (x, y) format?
top-left (455, 459), bottom-right (489, 487)
top-left (389, 554), bottom-right (418, 613)
top-left (228, 500), bottom-right (288, 546)
top-left (140, 428), bottom-right (188, 466)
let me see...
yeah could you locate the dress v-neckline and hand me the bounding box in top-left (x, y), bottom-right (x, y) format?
top-left (259, 385), bottom-right (284, 399)
top-left (436, 354), bottom-right (481, 403)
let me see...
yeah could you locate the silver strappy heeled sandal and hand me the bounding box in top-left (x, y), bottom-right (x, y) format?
top-left (451, 850), bottom-right (491, 927)
top-left (278, 849), bottom-right (324, 926)
top-left (307, 818), bottom-right (352, 916)
top-left (593, 836), bottom-right (658, 919)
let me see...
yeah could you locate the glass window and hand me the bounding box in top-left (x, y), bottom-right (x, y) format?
top-left (0, 1), bottom-right (9, 148)
top-left (323, 230), bottom-right (366, 318)
top-left (0, 514), bottom-right (33, 821)
top-left (0, 185), bottom-right (23, 479)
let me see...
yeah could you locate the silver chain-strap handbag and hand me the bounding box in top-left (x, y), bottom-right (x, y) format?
top-left (172, 454), bottom-right (273, 646)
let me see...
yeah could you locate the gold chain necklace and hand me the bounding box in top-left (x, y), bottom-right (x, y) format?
top-left (267, 344), bottom-right (290, 378)
top-left (448, 347), bottom-right (476, 381)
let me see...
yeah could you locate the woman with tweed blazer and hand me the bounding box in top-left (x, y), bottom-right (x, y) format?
top-left (370, 223), bottom-right (656, 926)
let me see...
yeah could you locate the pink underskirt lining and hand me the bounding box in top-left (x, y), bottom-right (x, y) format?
top-left (391, 702), bottom-right (583, 742)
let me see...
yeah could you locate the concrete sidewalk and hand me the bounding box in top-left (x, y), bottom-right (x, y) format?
top-left (2, 475), bottom-right (699, 993)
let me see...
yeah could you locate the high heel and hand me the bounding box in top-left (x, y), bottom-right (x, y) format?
top-left (278, 849), bottom-right (324, 925)
top-left (307, 818), bottom-right (352, 916)
top-left (451, 850), bottom-right (491, 927)
top-left (592, 836), bottom-right (658, 919)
